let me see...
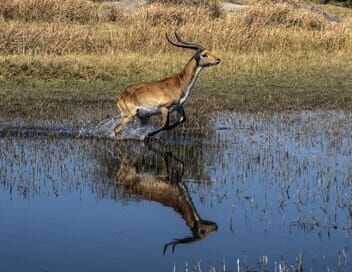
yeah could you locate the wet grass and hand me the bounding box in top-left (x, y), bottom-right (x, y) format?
top-left (0, 51), bottom-right (351, 126)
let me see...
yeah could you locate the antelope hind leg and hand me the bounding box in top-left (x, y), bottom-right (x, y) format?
top-left (114, 115), bottom-right (134, 135)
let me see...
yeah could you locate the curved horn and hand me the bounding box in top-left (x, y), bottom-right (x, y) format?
top-left (166, 33), bottom-right (203, 51)
top-left (175, 32), bottom-right (204, 51)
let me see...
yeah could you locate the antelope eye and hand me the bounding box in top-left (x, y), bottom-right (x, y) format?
top-left (201, 53), bottom-right (208, 58)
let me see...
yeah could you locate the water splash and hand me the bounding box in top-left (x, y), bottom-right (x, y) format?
top-left (78, 116), bottom-right (120, 138)
top-left (0, 116), bottom-right (156, 140)
top-left (78, 116), bottom-right (156, 140)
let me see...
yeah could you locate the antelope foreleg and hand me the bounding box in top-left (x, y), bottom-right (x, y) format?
top-left (165, 107), bottom-right (186, 131)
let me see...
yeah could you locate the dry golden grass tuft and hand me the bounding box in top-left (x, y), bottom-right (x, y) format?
top-left (97, 2), bottom-right (126, 22)
top-left (0, 0), bottom-right (98, 24)
top-left (242, 4), bottom-right (328, 29)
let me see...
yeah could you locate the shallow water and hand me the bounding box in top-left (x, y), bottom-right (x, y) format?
top-left (0, 111), bottom-right (351, 272)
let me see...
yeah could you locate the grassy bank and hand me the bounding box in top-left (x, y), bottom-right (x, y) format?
top-left (1, 51), bottom-right (351, 124)
top-left (0, 0), bottom-right (352, 123)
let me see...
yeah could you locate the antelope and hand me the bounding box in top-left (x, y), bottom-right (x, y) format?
top-left (114, 141), bottom-right (218, 253)
top-left (114, 32), bottom-right (221, 137)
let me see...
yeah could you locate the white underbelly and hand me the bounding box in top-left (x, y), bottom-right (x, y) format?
top-left (137, 106), bottom-right (161, 117)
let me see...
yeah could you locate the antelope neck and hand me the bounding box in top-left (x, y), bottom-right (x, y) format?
top-left (178, 183), bottom-right (201, 228)
top-left (177, 57), bottom-right (202, 105)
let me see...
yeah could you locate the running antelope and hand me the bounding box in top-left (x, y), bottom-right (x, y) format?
top-left (114, 32), bottom-right (220, 137)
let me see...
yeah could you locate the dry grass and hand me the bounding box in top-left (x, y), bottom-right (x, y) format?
top-left (0, 0), bottom-right (98, 23)
top-left (0, 1), bottom-right (350, 55)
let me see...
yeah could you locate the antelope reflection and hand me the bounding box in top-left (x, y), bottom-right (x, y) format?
top-left (114, 141), bottom-right (217, 254)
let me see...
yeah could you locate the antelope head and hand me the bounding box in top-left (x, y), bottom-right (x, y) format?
top-left (163, 219), bottom-right (218, 255)
top-left (166, 32), bottom-right (221, 68)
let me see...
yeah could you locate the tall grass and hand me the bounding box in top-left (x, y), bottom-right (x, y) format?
top-left (0, 0), bottom-right (98, 23)
top-left (0, 1), bottom-right (350, 55)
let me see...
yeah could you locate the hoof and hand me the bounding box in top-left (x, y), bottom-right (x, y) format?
top-left (114, 129), bottom-right (122, 138)
top-left (114, 124), bottom-right (122, 135)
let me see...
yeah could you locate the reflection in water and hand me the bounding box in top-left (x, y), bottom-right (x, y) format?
top-left (0, 136), bottom-right (217, 254)
top-left (113, 141), bottom-right (218, 253)
top-left (1, 111), bottom-right (352, 271)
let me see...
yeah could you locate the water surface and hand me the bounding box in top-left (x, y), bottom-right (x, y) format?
top-left (0, 111), bottom-right (351, 271)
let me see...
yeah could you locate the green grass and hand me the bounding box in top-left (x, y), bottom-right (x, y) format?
top-left (0, 51), bottom-right (351, 126)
